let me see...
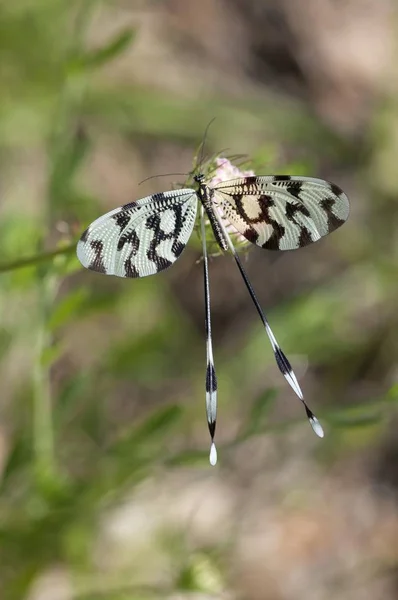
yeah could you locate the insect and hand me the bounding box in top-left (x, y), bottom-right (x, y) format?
top-left (77, 156), bottom-right (349, 466)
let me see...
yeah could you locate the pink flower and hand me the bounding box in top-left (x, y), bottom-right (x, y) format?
top-left (209, 157), bottom-right (255, 186)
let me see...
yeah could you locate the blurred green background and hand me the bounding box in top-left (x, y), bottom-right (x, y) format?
top-left (1, 1), bottom-right (398, 599)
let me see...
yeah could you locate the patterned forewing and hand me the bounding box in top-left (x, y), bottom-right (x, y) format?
top-left (77, 189), bottom-right (197, 277)
top-left (213, 176), bottom-right (349, 250)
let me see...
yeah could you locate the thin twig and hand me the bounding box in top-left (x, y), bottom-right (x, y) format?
top-left (0, 243), bottom-right (76, 274)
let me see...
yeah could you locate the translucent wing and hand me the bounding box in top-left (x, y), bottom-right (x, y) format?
top-left (77, 189), bottom-right (197, 278)
top-left (213, 175), bottom-right (349, 250)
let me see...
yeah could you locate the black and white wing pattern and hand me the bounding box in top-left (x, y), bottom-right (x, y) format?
top-left (213, 175), bottom-right (349, 250)
top-left (77, 189), bottom-right (197, 278)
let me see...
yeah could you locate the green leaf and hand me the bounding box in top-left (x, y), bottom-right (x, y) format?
top-left (48, 126), bottom-right (90, 206)
top-left (40, 343), bottom-right (64, 368)
top-left (52, 251), bottom-right (81, 278)
top-left (109, 405), bottom-right (184, 468)
top-left (327, 407), bottom-right (383, 429)
top-left (69, 28), bottom-right (136, 72)
top-left (386, 384), bottom-right (398, 402)
top-left (56, 372), bottom-right (93, 417)
top-left (48, 288), bottom-right (89, 331)
top-left (243, 388), bottom-right (278, 436)
top-left (166, 449), bottom-right (209, 467)
top-left (132, 405), bottom-right (183, 443)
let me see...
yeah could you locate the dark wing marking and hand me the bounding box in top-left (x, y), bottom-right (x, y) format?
top-left (212, 176), bottom-right (349, 250)
top-left (76, 189), bottom-right (197, 277)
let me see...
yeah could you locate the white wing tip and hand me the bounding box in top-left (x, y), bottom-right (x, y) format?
top-left (209, 442), bottom-right (217, 466)
top-left (310, 416), bottom-right (324, 438)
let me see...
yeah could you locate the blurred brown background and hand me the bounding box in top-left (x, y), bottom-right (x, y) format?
top-left (1, 0), bottom-right (398, 599)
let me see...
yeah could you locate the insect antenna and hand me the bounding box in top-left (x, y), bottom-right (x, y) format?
top-left (138, 172), bottom-right (188, 186)
top-left (194, 118), bottom-right (217, 174)
top-left (200, 204), bottom-right (218, 465)
top-left (214, 209), bottom-right (324, 438)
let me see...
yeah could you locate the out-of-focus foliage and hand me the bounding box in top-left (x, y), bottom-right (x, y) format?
top-left (1, 1), bottom-right (398, 599)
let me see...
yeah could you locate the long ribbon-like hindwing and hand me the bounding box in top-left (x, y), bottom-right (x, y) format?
top-left (200, 205), bottom-right (218, 465)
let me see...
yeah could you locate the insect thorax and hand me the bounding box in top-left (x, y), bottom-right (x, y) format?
top-left (196, 180), bottom-right (229, 252)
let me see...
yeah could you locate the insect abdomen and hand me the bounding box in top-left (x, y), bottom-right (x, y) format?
top-left (198, 185), bottom-right (228, 251)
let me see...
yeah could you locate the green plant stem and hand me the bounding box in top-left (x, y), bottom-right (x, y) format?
top-left (0, 243), bottom-right (76, 274)
top-left (29, 0), bottom-right (99, 493)
top-left (33, 272), bottom-right (59, 486)
top-left (33, 313), bottom-right (55, 482)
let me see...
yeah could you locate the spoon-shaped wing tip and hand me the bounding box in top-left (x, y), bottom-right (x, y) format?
top-left (209, 442), bottom-right (218, 466)
top-left (310, 416), bottom-right (324, 438)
